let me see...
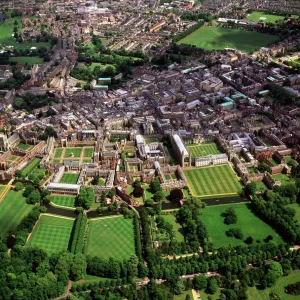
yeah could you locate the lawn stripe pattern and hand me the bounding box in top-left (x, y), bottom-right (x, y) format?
top-left (83, 148), bottom-right (94, 157)
top-left (85, 217), bottom-right (135, 261)
top-left (27, 215), bottom-right (74, 256)
top-left (64, 148), bottom-right (82, 158)
top-left (187, 143), bottom-right (220, 159)
top-left (60, 173), bottom-right (79, 184)
top-left (184, 165), bottom-right (241, 196)
top-left (51, 196), bottom-right (76, 208)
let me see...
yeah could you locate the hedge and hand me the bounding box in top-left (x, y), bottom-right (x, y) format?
top-left (69, 213), bottom-right (88, 254)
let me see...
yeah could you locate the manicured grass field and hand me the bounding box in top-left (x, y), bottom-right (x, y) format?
top-left (51, 195), bottom-right (76, 208)
top-left (21, 158), bottom-right (41, 177)
top-left (288, 203), bottom-right (300, 223)
top-left (0, 17), bottom-right (50, 50)
top-left (272, 173), bottom-right (295, 186)
top-left (200, 203), bottom-right (283, 248)
top-left (54, 148), bottom-right (63, 158)
top-left (0, 190), bottom-right (33, 238)
top-left (85, 217), bottom-right (135, 261)
top-left (83, 147), bottom-right (94, 157)
top-left (9, 56), bottom-right (44, 67)
top-left (163, 214), bottom-right (184, 242)
top-left (187, 143), bottom-right (220, 159)
top-left (178, 26), bottom-right (279, 53)
top-left (64, 148), bottom-right (82, 158)
top-left (17, 143), bottom-right (32, 150)
top-left (174, 290), bottom-right (194, 300)
top-left (246, 11), bottom-right (285, 23)
top-left (184, 165), bottom-right (242, 197)
top-left (60, 173), bottom-right (79, 184)
top-left (27, 215), bottom-right (74, 256)
top-left (247, 270), bottom-right (300, 300)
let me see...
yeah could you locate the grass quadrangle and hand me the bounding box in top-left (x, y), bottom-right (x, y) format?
top-left (187, 143), bottom-right (220, 159)
top-left (51, 195), bottom-right (76, 208)
top-left (64, 148), bottom-right (82, 158)
top-left (60, 173), bottom-right (79, 184)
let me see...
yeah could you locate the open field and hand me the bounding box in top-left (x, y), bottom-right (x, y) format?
top-left (85, 217), bottom-right (135, 260)
top-left (200, 203), bottom-right (283, 248)
top-left (178, 26), bottom-right (279, 53)
top-left (0, 190), bottom-right (33, 238)
top-left (184, 165), bottom-right (242, 197)
top-left (0, 16), bottom-right (50, 50)
top-left (27, 215), bottom-right (74, 256)
top-left (247, 270), bottom-right (300, 300)
top-left (51, 195), bottom-right (76, 208)
top-left (187, 143), bottom-right (220, 159)
top-left (246, 11), bottom-right (285, 23)
top-left (289, 203), bottom-right (300, 223)
top-left (64, 148), bottom-right (82, 158)
top-left (272, 173), bottom-right (295, 186)
top-left (9, 56), bottom-right (44, 67)
top-left (21, 158), bottom-right (41, 177)
top-left (163, 214), bottom-right (184, 242)
top-left (60, 173), bottom-right (79, 184)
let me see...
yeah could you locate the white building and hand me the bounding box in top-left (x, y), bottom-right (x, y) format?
top-left (195, 153), bottom-right (228, 167)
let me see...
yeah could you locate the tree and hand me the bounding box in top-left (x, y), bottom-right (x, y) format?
top-left (150, 177), bottom-right (161, 193)
top-left (185, 295), bottom-right (191, 300)
top-left (206, 277), bottom-right (218, 295)
top-left (23, 185), bottom-right (35, 197)
top-left (153, 190), bottom-right (164, 202)
top-left (27, 190), bottom-right (41, 204)
top-left (266, 262), bottom-right (283, 287)
top-left (133, 186), bottom-right (144, 198)
top-left (193, 275), bottom-right (207, 290)
top-left (15, 182), bottom-right (24, 191)
top-left (224, 207), bottom-right (237, 224)
top-left (15, 169), bottom-right (22, 178)
top-left (258, 162), bottom-right (272, 173)
top-left (169, 189), bottom-right (183, 203)
top-left (245, 236), bottom-right (254, 244)
top-left (70, 253), bottom-right (87, 281)
top-left (174, 280), bottom-right (185, 295)
top-left (120, 152), bottom-right (126, 160)
top-left (245, 182), bottom-right (257, 196)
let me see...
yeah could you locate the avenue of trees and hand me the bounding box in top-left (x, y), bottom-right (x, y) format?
top-left (70, 212), bottom-right (88, 254)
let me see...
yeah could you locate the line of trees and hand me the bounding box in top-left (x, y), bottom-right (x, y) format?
top-left (70, 212), bottom-right (88, 254)
top-left (172, 21), bottom-right (205, 43)
top-left (133, 215), bottom-right (142, 261)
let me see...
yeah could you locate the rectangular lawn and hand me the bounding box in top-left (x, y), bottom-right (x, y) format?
top-left (54, 148), bottom-right (63, 158)
top-left (184, 165), bottom-right (242, 197)
top-left (0, 190), bottom-right (33, 238)
top-left (83, 147), bottom-right (94, 157)
top-left (64, 148), bottom-right (82, 158)
top-left (246, 11), bottom-right (285, 23)
top-left (200, 203), bottom-right (283, 248)
top-left (85, 217), bottom-right (135, 261)
top-left (187, 143), bottom-right (220, 159)
top-left (51, 195), bottom-right (76, 208)
top-left (21, 158), bottom-right (41, 177)
top-left (9, 56), bottom-right (44, 67)
top-left (17, 143), bottom-right (32, 151)
top-left (178, 26), bottom-right (279, 53)
top-left (27, 215), bottom-right (74, 256)
top-left (60, 173), bottom-right (79, 184)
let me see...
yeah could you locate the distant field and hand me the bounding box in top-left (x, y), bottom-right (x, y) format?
top-left (21, 158), bottom-right (41, 177)
top-left (60, 173), bottom-right (79, 184)
top-left (64, 148), bottom-right (82, 158)
top-left (184, 165), bottom-right (242, 197)
top-left (51, 195), bottom-right (76, 208)
top-left (27, 215), bottom-right (74, 256)
top-left (187, 143), bottom-right (220, 159)
top-left (85, 217), bottom-right (135, 261)
top-left (178, 26), bottom-right (279, 53)
top-left (247, 11), bottom-right (285, 23)
top-left (201, 203), bottom-right (283, 248)
top-left (247, 270), bottom-right (300, 300)
top-left (9, 56), bottom-right (44, 66)
top-left (0, 190), bottom-right (33, 238)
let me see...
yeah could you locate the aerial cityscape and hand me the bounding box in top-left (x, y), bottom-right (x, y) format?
top-left (0, 0), bottom-right (299, 299)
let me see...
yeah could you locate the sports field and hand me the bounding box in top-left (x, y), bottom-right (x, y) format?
top-left (184, 165), bottom-right (242, 197)
top-left (60, 173), bottom-right (79, 184)
top-left (51, 195), bottom-right (76, 208)
top-left (201, 203), bottom-right (282, 248)
top-left (21, 158), bottom-right (41, 177)
top-left (187, 143), bottom-right (220, 159)
top-left (85, 217), bottom-right (135, 261)
top-left (27, 215), bottom-right (74, 256)
top-left (178, 26), bottom-right (279, 53)
top-left (247, 270), bottom-right (300, 300)
top-left (247, 11), bottom-right (285, 23)
top-left (64, 148), bottom-right (82, 158)
top-left (9, 56), bottom-right (44, 67)
top-left (0, 190), bottom-right (33, 238)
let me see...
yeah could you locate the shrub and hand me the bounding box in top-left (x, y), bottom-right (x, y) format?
top-left (133, 186), bottom-right (144, 198)
top-left (245, 236), bottom-right (254, 244)
top-left (169, 189), bottom-right (183, 203)
top-left (69, 213), bottom-right (88, 254)
top-left (285, 282), bottom-right (300, 295)
top-left (226, 228), bottom-right (243, 239)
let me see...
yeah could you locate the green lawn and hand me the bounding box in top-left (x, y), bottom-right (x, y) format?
top-left (199, 289), bottom-right (221, 300)
top-left (200, 203), bottom-right (283, 248)
top-left (246, 11), bottom-right (285, 23)
top-left (17, 143), bottom-right (32, 150)
top-left (85, 217), bottom-right (135, 261)
top-left (0, 190), bottom-right (33, 238)
top-left (288, 203), bottom-right (300, 223)
top-left (0, 17), bottom-right (50, 50)
top-left (187, 143), bottom-right (220, 159)
top-left (21, 158), bottom-right (41, 177)
top-left (64, 148), bottom-right (82, 158)
top-left (178, 26), bottom-right (279, 53)
top-left (184, 165), bottom-right (242, 197)
top-left (97, 178), bottom-right (106, 186)
top-left (129, 164), bottom-right (139, 171)
top-left (83, 159), bottom-right (91, 163)
top-left (27, 215), bottom-right (74, 256)
top-left (247, 270), bottom-right (300, 300)
top-left (83, 147), bottom-right (94, 157)
top-left (163, 214), bottom-right (184, 242)
top-left (51, 195), bottom-right (76, 208)
top-left (256, 181), bottom-right (269, 193)
top-left (272, 173), bottom-right (295, 186)
top-left (174, 290), bottom-right (194, 300)
top-left (9, 56), bottom-right (44, 67)
top-left (60, 173), bottom-right (79, 184)
top-left (54, 148), bottom-right (63, 158)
